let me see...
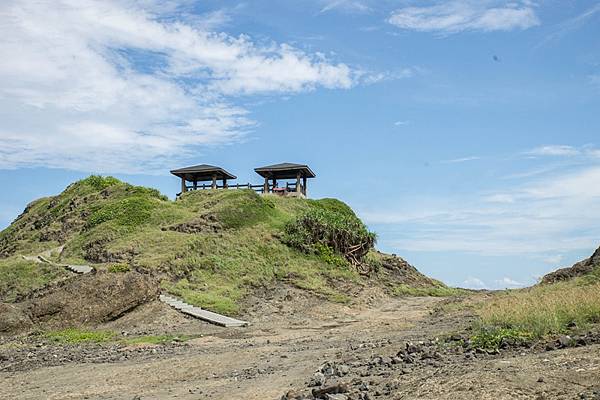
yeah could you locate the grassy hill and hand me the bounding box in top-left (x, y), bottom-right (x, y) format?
top-left (0, 176), bottom-right (442, 316)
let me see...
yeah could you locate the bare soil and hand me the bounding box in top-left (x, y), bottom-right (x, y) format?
top-left (1, 287), bottom-right (599, 400)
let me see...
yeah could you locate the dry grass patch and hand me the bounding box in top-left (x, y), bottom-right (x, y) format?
top-left (478, 281), bottom-right (600, 338)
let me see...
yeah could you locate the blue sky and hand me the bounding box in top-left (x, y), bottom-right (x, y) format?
top-left (1, 0), bottom-right (600, 289)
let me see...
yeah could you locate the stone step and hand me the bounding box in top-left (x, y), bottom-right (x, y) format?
top-left (159, 294), bottom-right (248, 328)
top-left (67, 265), bottom-right (94, 274)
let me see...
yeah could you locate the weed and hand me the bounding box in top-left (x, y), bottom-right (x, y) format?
top-left (108, 263), bottom-right (130, 273)
top-left (44, 328), bottom-right (115, 344)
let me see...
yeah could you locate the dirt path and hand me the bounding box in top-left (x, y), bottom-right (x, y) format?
top-left (0, 290), bottom-right (441, 400)
top-left (1, 289), bottom-right (599, 400)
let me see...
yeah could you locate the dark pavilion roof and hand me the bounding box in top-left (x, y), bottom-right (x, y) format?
top-left (170, 164), bottom-right (236, 182)
top-left (254, 163), bottom-right (316, 179)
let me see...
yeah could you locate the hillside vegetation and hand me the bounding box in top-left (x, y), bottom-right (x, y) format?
top-left (0, 176), bottom-right (440, 316)
top-left (472, 248), bottom-right (600, 347)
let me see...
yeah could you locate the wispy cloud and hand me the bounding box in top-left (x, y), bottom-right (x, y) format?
top-left (442, 156), bottom-right (481, 164)
top-left (525, 145), bottom-right (600, 158)
top-left (537, 3), bottom-right (600, 47)
top-left (527, 145), bottom-right (580, 157)
top-left (362, 156), bottom-right (600, 259)
top-left (319, 0), bottom-right (371, 14)
top-left (0, 0), bottom-right (357, 173)
top-left (388, 1), bottom-right (540, 34)
top-left (462, 275), bottom-right (525, 289)
top-left (394, 120), bottom-right (410, 126)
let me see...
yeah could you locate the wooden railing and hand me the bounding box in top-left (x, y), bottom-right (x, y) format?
top-left (178, 182), bottom-right (304, 196)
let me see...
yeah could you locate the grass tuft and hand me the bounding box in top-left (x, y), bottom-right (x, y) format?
top-left (392, 284), bottom-right (467, 297)
top-left (44, 328), bottom-right (116, 344)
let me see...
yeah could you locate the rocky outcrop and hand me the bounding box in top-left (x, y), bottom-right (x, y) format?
top-left (0, 271), bottom-right (159, 332)
top-left (542, 246), bottom-right (600, 284)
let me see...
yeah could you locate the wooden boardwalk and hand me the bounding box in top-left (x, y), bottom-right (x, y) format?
top-left (159, 294), bottom-right (248, 328)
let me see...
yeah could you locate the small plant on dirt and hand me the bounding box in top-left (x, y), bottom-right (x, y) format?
top-left (283, 208), bottom-right (376, 271)
top-left (470, 327), bottom-right (533, 350)
top-left (44, 328), bottom-right (116, 344)
top-left (108, 263), bottom-right (130, 273)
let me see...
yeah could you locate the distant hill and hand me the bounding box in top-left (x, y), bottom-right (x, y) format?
top-left (0, 176), bottom-right (442, 319)
top-left (542, 246), bottom-right (600, 284)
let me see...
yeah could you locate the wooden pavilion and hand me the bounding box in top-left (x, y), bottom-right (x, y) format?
top-left (170, 164), bottom-right (236, 195)
top-left (254, 162), bottom-right (316, 197)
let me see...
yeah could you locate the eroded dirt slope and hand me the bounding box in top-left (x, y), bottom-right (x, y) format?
top-left (1, 288), bottom-right (599, 400)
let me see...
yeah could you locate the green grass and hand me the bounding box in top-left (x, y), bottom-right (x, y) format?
top-left (473, 275), bottom-right (600, 345)
top-left (44, 328), bottom-right (116, 344)
top-left (0, 257), bottom-right (68, 302)
top-left (107, 263), bottom-right (130, 273)
top-left (0, 176), bottom-right (440, 317)
top-left (392, 283), bottom-right (467, 297)
top-left (470, 327), bottom-right (534, 350)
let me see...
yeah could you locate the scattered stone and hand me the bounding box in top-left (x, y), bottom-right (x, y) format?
top-left (310, 372), bottom-right (326, 387)
top-left (312, 383), bottom-right (349, 399)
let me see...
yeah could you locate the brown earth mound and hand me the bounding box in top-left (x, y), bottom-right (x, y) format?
top-left (378, 252), bottom-right (442, 287)
top-left (542, 246), bottom-right (600, 284)
top-left (0, 271), bottom-right (159, 333)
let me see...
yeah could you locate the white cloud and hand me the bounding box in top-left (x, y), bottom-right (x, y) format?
top-left (363, 164), bottom-right (600, 257)
top-left (394, 120), bottom-right (410, 126)
top-left (494, 277), bottom-right (525, 289)
top-left (462, 276), bottom-right (486, 289)
top-left (388, 1), bottom-right (540, 34)
top-left (442, 156), bottom-right (481, 164)
top-left (0, 0), bottom-right (355, 173)
top-left (319, 0), bottom-right (371, 14)
top-left (527, 145), bottom-right (580, 157)
top-left (483, 194), bottom-right (516, 203)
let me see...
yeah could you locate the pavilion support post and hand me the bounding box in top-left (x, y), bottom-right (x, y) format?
top-left (302, 176), bottom-right (307, 196)
top-left (223, 178), bottom-right (227, 189)
top-left (181, 177), bottom-right (187, 194)
top-left (272, 178), bottom-right (277, 190)
top-left (263, 177), bottom-right (269, 193)
top-left (211, 174), bottom-right (217, 189)
top-left (296, 172), bottom-right (301, 193)
top-left (193, 180), bottom-right (197, 190)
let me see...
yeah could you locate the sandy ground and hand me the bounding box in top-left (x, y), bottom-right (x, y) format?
top-left (1, 288), bottom-right (599, 400)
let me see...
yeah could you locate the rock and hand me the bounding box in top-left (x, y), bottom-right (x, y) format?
top-left (312, 383), bottom-right (349, 399)
top-left (0, 303), bottom-right (32, 333)
top-left (337, 364), bottom-right (350, 376)
top-left (379, 356), bottom-right (392, 366)
top-left (406, 342), bottom-right (421, 354)
top-left (282, 390), bottom-right (309, 400)
top-left (558, 335), bottom-right (573, 348)
top-left (310, 372), bottom-right (326, 387)
top-left (326, 395), bottom-right (348, 400)
top-left (537, 377), bottom-right (545, 383)
top-left (26, 271), bottom-right (159, 329)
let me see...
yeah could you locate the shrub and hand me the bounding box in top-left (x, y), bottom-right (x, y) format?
top-left (87, 197), bottom-right (156, 228)
top-left (470, 327), bottom-right (533, 350)
top-left (283, 208), bottom-right (376, 267)
top-left (81, 175), bottom-right (121, 191)
top-left (108, 263), bottom-right (130, 273)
